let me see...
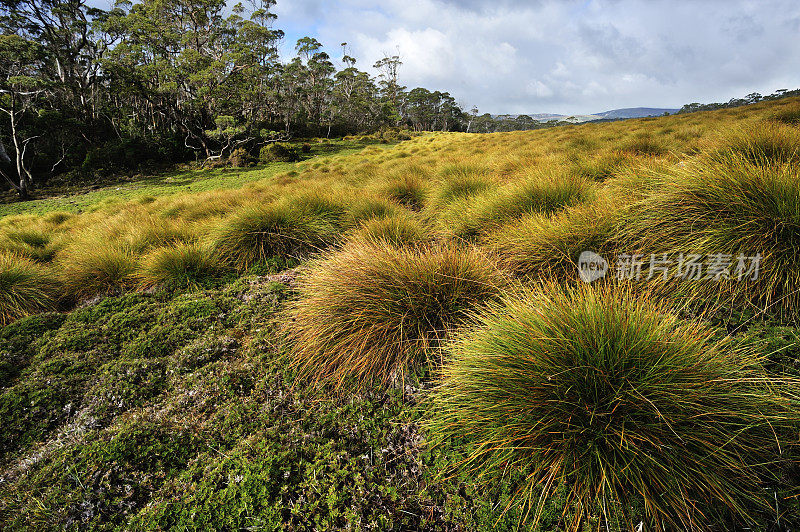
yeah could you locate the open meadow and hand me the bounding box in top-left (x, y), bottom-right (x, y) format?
top-left (0, 97), bottom-right (799, 530)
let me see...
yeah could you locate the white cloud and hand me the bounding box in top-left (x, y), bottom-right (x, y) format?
top-left (273, 0), bottom-right (800, 114)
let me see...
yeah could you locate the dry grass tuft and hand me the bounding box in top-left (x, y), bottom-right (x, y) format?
top-left (287, 240), bottom-right (505, 390)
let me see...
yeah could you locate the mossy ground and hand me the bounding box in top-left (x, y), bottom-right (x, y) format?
top-left (0, 270), bottom-right (582, 531)
top-left (1, 269), bottom-right (796, 530)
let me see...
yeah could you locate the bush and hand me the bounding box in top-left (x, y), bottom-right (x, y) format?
top-left (228, 147), bottom-right (254, 168)
top-left (137, 242), bottom-right (223, 289)
top-left (259, 143), bottom-right (300, 164)
top-left (287, 241), bottom-right (505, 390)
top-left (618, 155), bottom-right (800, 317)
top-left (211, 199), bottom-right (339, 270)
top-left (428, 284), bottom-right (800, 530)
top-left (0, 253), bottom-right (59, 325)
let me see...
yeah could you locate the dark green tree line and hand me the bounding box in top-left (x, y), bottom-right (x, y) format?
top-left (0, 0), bottom-right (471, 198)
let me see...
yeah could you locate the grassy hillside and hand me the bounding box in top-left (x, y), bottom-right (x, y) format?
top-left (1, 98), bottom-right (800, 530)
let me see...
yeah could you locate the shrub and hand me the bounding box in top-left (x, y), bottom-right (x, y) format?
top-left (428, 284), bottom-right (800, 530)
top-left (618, 155), bottom-right (800, 317)
top-left (437, 173), bottom-right (593, 240)
top-left (137, 242), bottom-right (223, 289)
top-left (0, 253), bottom-right (59, 325)
top-left (212, 200), bottom-right (338, 270)
top-left (287, 241), bottom-right (505, 390)
top-left (228, 147), bottom-right (254, 167)
top-left (259, 143), bottom-right (300, 164)
top-left (486, 199), bottom-right (618, 279)
top-left (57, 241), bottom-right (137, 300)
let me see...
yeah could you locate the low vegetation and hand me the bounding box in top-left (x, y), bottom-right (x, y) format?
top-left (428, 284), bottom-right (800, 530)
top-left (2, 97), bottom-right (800, 530)
top-left (287, 240), bottom-right (504, 390)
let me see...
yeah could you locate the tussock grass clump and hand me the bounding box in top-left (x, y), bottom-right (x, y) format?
top-left (288, 241), bottom-right (504, 389)
top-left (137, 242), bottom-right (222, 289)
top-left (0, 229), bottom-right (60, 262)
top-left (487, 199), bottom-right (618, 279)
top-left (772, 105), bottom-right (800, 126)
top-left (350, 214), bottom-right (431, 247)
top-left (344, 196), bottom-right (401, 226)
top-left (719, 122), bottom-right (800, 165)
top-left (57, 242), bottom-right (137, 300)
top-left (573, 151), bottom-right (629, 181)
top-left (212, 200), bottom-right (338, 270)
top-left (378, 173), bottom-right (427, 211)
top-left (0, 253), bottom-right (59, 325)
top-left (619, 155), bottom-right (800, 316)
top-left (430, 164), bottom-right (493, 207)
top-left (121, 217), bottom-right (195, 253)
top-left (438, 173), bottom-right (593, 240)
top-left (620, 134), bottom-right (668, 157)
top-left (428, 284), bottom-right (800, 530)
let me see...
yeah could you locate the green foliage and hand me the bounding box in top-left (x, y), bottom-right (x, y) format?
top-left (228, 147), bottom-right (254, 168)
top-left (288, 241), bottom-right (505, 389)
top-left (259, 143), bottom-right (301, 164)
top-left (427, 284), bottom-right (800, 530)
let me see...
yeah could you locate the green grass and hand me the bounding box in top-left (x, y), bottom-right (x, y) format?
top-left (428, 283), bottom-right (800, 530)
top-left (619, 151), bottom-right (800, 317)
top-left (0, 140), bottom-right (391, 219)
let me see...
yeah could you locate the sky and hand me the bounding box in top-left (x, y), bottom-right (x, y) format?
top-left (89, 0), bottom-right (800, 115)
top-left (272, 0), bottom-right (800, 115)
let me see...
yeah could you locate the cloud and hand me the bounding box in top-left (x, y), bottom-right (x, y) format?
top-left (273, 0), bottom-right (800, 114)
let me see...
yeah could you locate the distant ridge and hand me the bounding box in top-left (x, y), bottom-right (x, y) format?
top-left (592, 107), bottom-right (679, 119)
top-left (494, 107), bottom-right (679, 123)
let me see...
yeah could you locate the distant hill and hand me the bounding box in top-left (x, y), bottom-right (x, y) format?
top-left (592, 107), bottom-right (679, 119)
top-left (496, 107), bottom-right (679, 124)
